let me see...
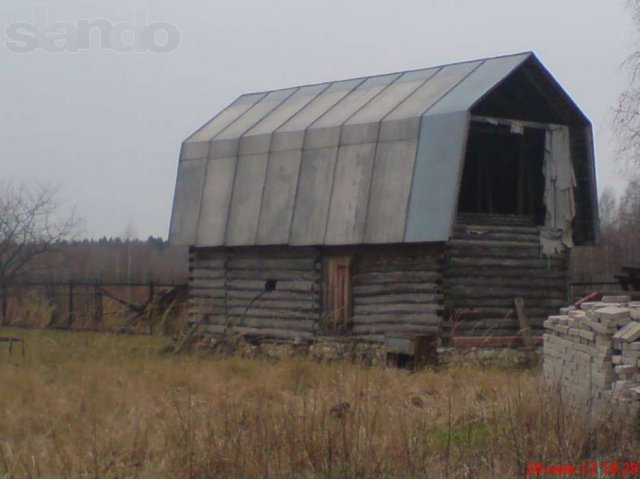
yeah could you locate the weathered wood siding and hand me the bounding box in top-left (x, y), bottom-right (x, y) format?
top-left (444, 214), bottom-right (570, 337)
top-left (350, 246), bottom-right (444, 337)
top-left (189, 244), bottom-right (445, 341)
top-left (190, 247), bottom-right (321, 341)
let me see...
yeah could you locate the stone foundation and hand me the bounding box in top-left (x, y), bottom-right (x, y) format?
top-left (543, 295), bottom-right (640, 418)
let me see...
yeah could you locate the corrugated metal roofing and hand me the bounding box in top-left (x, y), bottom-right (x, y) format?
top-left (169, 52), bottom-right (586, 247)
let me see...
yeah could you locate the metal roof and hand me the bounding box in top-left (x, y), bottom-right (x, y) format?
top-left (169, 52), bottom-right (593, 247)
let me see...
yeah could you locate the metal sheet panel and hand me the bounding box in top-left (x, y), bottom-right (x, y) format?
top-left (364, 139), bottom-right (418, 243)
top-left (324, 143), bottom-right (376, 244)
top-left (307, 73), bottom-right (401, 143)
top-left (214, 88), bottom-right (298, 140)
top-left (426, 54), bottom-right (529, 116)
top-left (404, 111), bottom-right (469, 242)
top-left (289, 147), bottom-right (338, 245)
top-left (184, 92), bottom-right (266, 145)
top-left (168, 157), bottom-right (207, 245)
top-left (195, 156), bottom-right (237, 246)
top-left (272, 78), bottom-right (364, 152)
top-left (341, 68), bottom-right (438, 145)
top-left (240, 84), bottom-right (329, 155)
top-left (256, 150), bottom-right (302, 245)
top-left (224, 153), bottom-right (269, 246)
top-left (385, 60), bottom-right (482, 121)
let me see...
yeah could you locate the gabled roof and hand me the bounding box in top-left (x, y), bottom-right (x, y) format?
top-left (169, 52), bottom-right (595, 247)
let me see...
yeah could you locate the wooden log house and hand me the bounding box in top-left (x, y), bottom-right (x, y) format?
top-left (169, 52), bottom-right (599, 350)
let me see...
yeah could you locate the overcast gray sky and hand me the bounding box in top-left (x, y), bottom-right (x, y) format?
top-left (0, 0), bottom-right (635, 239)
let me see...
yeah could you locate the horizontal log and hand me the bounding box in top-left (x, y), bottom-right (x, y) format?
top-left (192, 258), bottom-right (227, 269)
top-left (354, 293), bottom-right (442, 305)
top-left (353, 260), bottom-right (443, 275)
top-left (190, 278), bottom-right (226, 289)
top-left (201, 323), bottom-right (313, 340)
top-left (189, 290), bottom-right (226, 300)
top-left (352, 271), bottom-right (441, 285)
top-left (227, 298), bottom-right (317, 312)
top-left (227, 270), bottom-right (317, 281)
top-left (448, 239), bottom-right (541, 249)
top-left (226, 257), bottom-right (317, 271)
top-left (447, 286), bottom-right (567, 300)
top-left (189, 279), bottom-right (225, 289)
top-left (444, 276), bottom-right (567, 289)
top-left (352, 313), bottom-right (441, 325)
top-left (446, 306), bottom-right (558, 318)
top-left (451, 230), bottom-right (540, 243)
top-left (447, 256), bottom-right (566, 269)
top-left (227, 279), bottom-right (316, 293)
top-left (447, 297), bottom-right (567, 309)
top-left (227, 289), bottom-right (318, 302)
top-left (354, 283), bottom-right (441, 296)
top-left (190, 269), bottom-right (225, 279)
top-left (445, 268), bottom-right (567, 279)
top-left (355, 303), bottom-right (442, 315)
top-left (227, 307), bottom-right (317, 320)
top-left (352, 324), bottom-right (441, 335)
top-left (448, 246), bottom-right (544, 259)
top-left (228, 317), bottom-right (315, 332)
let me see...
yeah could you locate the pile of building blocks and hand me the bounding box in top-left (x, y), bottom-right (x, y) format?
top-left (543, 295), bottom-right (640, 417)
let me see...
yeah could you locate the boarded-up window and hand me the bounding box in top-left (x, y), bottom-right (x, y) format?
top-left (321, 257), bottom-right (352, 334)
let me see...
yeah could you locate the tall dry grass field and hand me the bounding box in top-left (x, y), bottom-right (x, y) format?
top-left (0, 328), bottom-right (638, 478)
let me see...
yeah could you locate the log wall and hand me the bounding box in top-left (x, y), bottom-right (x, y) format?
top-left (444, 213), bottom-right (570, 337)
top-left (189, 245), bottom-right (445, 342)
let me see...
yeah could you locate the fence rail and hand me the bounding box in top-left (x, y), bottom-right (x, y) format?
top-left (0, 279), bottom-right (188, 334)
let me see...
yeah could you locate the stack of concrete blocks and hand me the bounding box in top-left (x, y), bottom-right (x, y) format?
top-left (543, 295), bottom-right (640, 418)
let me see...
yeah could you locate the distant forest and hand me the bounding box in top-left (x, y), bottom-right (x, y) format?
top-left (15, 237), bottom-right (188, 284)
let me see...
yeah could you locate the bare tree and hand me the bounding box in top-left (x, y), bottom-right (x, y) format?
top-left (0, 183), bottom-right (82, 320)
top-left (614, 0), bottom-right (640, 169)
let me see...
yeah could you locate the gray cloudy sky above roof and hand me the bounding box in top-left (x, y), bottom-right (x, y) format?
top-left (0, 0), bottom-right (633, 239)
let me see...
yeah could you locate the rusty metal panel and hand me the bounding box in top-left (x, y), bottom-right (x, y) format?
top-left (224, 153), bottom-right (269, 246)
top-left (168, 157), bottom-right (207, 245)
top-left (256, 150), bottom-right (303, 245)
top-left (404, 111), bottom-right (470, 242)
top-left (325, 143), bottom-right (377, 244)
top-left (195, 156), bottom-right (237, 246)
top-left (289, 146), bottom-right (338, 245)
top-left (364, 139), bottom-right (418, 243)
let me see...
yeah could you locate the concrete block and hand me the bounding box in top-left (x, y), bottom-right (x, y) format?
top-left (620, 322), bottom-right (640, 343)
top-left (602, 295), bottom-right (631, 303)
top-left (595, 306), bottom-right (631, 322)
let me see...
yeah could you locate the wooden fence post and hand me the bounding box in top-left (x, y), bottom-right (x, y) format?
top-left (68, 280), bottom-right (74, 328)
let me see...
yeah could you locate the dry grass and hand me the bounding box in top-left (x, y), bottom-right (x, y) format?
top-left (0, 328), bottom-right (638, 478)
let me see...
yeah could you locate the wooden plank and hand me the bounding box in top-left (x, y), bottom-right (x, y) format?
top-left (227, 289), bottom-right (318, 301)
top-left (352, 324), bottom-right (440, 335)
top-left (353, 313), bottom-right (441, 325)
top-left (354, 303), bottom-right (441, 315)
top-left (445, 268), bottom-right (567, 279)
top-left (227, 270), bottom-right (317, 281)
top-left (445, 276), bottom-right (567, 288)
top-left (227, 279), bottom-right (316, 292)
top-left (227, 298), bottom-right (317, 312)
top-left (447, 256), bottom-right (565, 269)
top-left (192, 258), bottom-right (227, 269)
top-left (227, 307), bottom-right (316, 320)
top-left (352, 271), bottom-right (441, 285)
top-left (354, 293), bottom-right (442, 305)
top-left (354, 283), bottom-right (440, 296)
top-left (226, 257), bottom-right (317, 271)
top-left (447, 286), bottom-right (567, 299)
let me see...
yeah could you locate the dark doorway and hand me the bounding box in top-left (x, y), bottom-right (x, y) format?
top-left (458, 122), bottom-right (546, 224)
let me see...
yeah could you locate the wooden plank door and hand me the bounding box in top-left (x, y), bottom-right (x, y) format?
top-left (321, 257), bottom-right (352, 334)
